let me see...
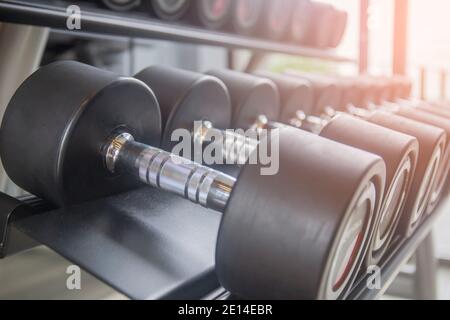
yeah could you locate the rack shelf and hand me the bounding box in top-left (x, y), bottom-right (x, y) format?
top-left (1, 189), bottom-right (446, 300)
top-left (0, 0), bottom-right (356, 63)
top-left (6, 188), bottom-right (222, 300)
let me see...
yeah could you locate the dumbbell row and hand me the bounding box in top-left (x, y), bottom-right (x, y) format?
top-left (244, 71), bottom-right (450, 248)
top-left (143, 66), bottom-right (449, 272)
top-left (1, 61), bottom-right (390, 300)
top-left (283, 71), bottom-right (450, 218)
top-left (97, 0), bottom-right (347, 48)
top-left (3, 62), bottom-right (450, 296)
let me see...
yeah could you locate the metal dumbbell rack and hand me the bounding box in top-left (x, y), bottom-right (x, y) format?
top-left (0, 0), bottom-right (443, 300)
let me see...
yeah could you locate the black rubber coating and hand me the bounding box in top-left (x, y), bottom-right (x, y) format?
top-left (307, 2), bottom-right (336, 48)
top-left (321, 114), bottom-right (418, 267)
top-left (135, 65), bottom-right (231, 151)
top-left (101, 0), bottom-right (141, 11)
top-left (395, 107), bottom-right (450, 214)
top-left (329, 9), bottom-right (348, 48)
top-left (284, 71), bottom-right (342, 115)
top-left (258, 0), bottom-right (295, 40)
top-left (231, 0), bottom-right (265, 36)
top-left (217, 126), bottom-right (386, 300)
top-left (149, 0), bottom-right (190, 21)
top-left (334, 81), bottom-right (360, 111)
top-left (196, 0), bottom-right (233, 29)
top-left (253, 71), bottom-right (315, 119)
top-left (206, 69), bottom-right (280, 129)
top-left (0, 61), bottom-right (162, 207)
top-left (368, 111), bottom-right (446, 237)
top-left (290, 0), bottom-right (313, 44)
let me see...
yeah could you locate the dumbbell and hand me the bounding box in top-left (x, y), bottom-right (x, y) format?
top-left (282, 72), bottom-right (447, 234)
top-left (328, 7), bottom-right (348, 48)
top-left (306, 2), bottom-right (337, 48)
top-left (100, 0), bottom-right (141, 11)
top-left (136, 66), bottom-right (274, 170)
top-left (358, 77), bottom-right (450, 214)
top-left (226, 70), bottom-right (419, 266)
top-left (258, 0), bottom-right (295, 41)
top-left (284, 70), bottom-right (342, 116)
top-left (196, 0), bottom-right (233, 29)
top-left (148, 0), bottom-right (190, 21)
top-left (287, 73), bottom-right (450, 215)
top-left (0, 61), bottom-right (387, 300)
top-left (149, 0), bottom-right (232, 30)
top-left (252, 71), bottom-right (315, 122)
top-left (231, 0), bottom-right (265, 36)
top-left (290, 0), bottom-right (313, 45)
top-left (350, 106), bottom-right (446, 223)
top-left (135, 65), bottom-right (256, 170)
top-left (135, 65), bottom-right (389, 295)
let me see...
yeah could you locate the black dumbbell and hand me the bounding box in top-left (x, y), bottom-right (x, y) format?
top-left (196, 0), bottom-right (233, 29)
top-left (320, 114), bottom-right (418, 266)
top-left (0, 61), bottom-right (387, 300)
top-left (148, 0), bottom-right (190, 21)
top-left (290, 0), bottom-right (313, 45)
top-left (306, 2), bottom-right (337, 48)
top-left (244, 72), bottom-right (420, 266)
top-left (357, 76), bottom-right (450, 214)
top-left (257, 0), bottom-right (295, 41)
top-left (135, 65), bottom-right (231, 151)
top-left (101, 0), bottom-right (141, 11)
top-left (330, 109), bottom-right (444, 238)
top-left (205, 69), bottom-right (281, 130)
top-left (205, 69), bottom-right (425, 270)
top-left (135, 66), bottom-right (259, 173)
top-left (252, 71), bottom-right (315, 121)
top-left (231, 0), bottom-right (265, 36)
top-left (284, 70), bottom-right (342, 116)
top-left (392, 107), bottom-right (450, 214)
top-left (149, 0), bottom-right (233, 30)
top-left (275, 72), bottom-right (446, 236)
top-left (137, 66), bottom-right (388, 298)
top-left (328, 7), bottom-right (348, 48)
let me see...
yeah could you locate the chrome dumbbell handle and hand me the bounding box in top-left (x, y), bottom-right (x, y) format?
top-left (193, 121), bottom-right (259, 165)
top-left (105, 132), bottom-right (235, 213)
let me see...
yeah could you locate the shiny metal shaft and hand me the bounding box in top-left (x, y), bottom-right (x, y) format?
top-left (193, 121), bottom-right (259, 165)
top-left (105, 132), bottom-right (235, 213)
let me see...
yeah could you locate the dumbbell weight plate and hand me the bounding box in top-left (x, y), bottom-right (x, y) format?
top-left (206, 69), bottom-right (280, 129)
top-left (284, 71), bottom-right (342, 115)
top-left (308, 2), bottom-right (336, 48)
top-left (232, 0), bottom-right (265, 36)
top-left (320, 114), bottom-right (418, 266)
top-left (197, 0), bottom-right (233, 29)
top-left (101, 0), bottom-right (141, 11)
top-left (150, 0), bottom-right (190, 21)
top-left (260, 0), bottom-right (294, 40)
top-left (0, 61), bottom-right (162, 206)
top-left (217, 127), bottom-right (386, 299)
top-left (135, 66), bottom-right (231, 151)
top-left (328, 9), bottom-right (348, 48)
top-left (291, 0), bottom-right (313, 44)
top-left (253, 71), bottom-right (315, 120)
top-left (394, 107), bottom-right (450, 214)
top-left (368, 112), bottom-right (445, 237)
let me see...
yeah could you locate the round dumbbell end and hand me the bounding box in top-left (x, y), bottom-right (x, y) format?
top-left (0, 61), bottom-right (162, 206)
top-left (216, 127), bottom-right (386, 299)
